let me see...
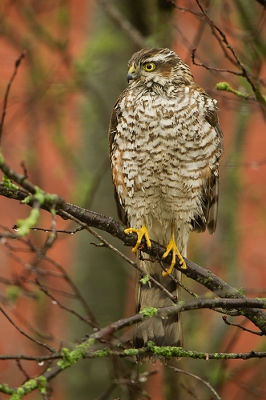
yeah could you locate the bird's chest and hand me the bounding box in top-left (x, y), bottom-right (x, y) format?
top-left (117, 93), bottom-right (198, 174)
top-left (111, 89), bottom-right (208, 217)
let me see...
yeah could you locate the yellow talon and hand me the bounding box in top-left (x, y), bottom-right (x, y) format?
top-left (162, 225), bottom-right (187, 276)
top-left (124, 224), bottom-right (151, 252)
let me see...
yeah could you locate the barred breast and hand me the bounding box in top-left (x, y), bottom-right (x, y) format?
top-left (111, 82), bottom-right (221, 249)
top-left (108, 47), bottom-right (223, 360)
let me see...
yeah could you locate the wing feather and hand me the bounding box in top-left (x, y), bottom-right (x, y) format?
top-left (108, 100), bottom-right (128, 225)
top-left (191, 118), bottom-right (223, 234)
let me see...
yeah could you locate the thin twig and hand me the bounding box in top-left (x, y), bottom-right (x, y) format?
top-left (0, 306), bottom-right (55, 353)
top-left (0, 354), bottom-right (61, 362)
top-left (31, 226), bottom-right (84, 234)
top-left (222, 316), bottom-right (263, 336)
top-left (39, 205), bottom-right (57, 255)
top-left (20, 160), bottom-right (29, 180)
top-left (42, 254), bottom-right (99, 329)
top-left (168, 2), bottom-right (202, 17)
top-left (0, 51), bottom-right (26, 143)
top-left (191, 48), bottom-right (243, 76)
top-left (169, 366), bottom-right (221, 400)
top-left (194, 0), bottom-right (266, 117)
top-left (97, 0), bottom-right (145, 48)
top-left (60, 209), bottom-right (178, 304)
top-left (159, 260), bottom-right (198, 298)
top-left (11, 308), bottom-right (54, 342)
top-left (0, 222), bottom-right (99, 329)
top-left (180, 382), bottom-right (201, 400)
top-left (35, 278), bottom-right (94, 326)
top-left (16, 360), bottom-right (30, 382)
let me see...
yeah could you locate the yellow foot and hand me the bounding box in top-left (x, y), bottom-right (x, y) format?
top-left (124, 225), bottom-right (151, 253)
top-left (162, 228), bottom-right (187, 276)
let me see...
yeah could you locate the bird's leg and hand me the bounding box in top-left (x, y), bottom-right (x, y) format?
top-left (124, 225), bottom-right (152, 253)
top-left (162, 223), bottom-right (187, 276)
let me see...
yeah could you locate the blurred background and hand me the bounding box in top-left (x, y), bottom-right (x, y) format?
top-left (0, 0), bottom-right (266, 399)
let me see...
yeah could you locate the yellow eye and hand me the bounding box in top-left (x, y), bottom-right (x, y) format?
top-left (143, 62), bottom-right (156, 72)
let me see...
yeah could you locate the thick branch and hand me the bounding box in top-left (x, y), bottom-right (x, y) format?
top-left (0, 183), bottom-right (266, 334)
top-left (89, 298), bottom-right (266, 342)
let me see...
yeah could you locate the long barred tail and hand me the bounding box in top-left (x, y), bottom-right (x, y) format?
top-left (133, 256), bottom-right (182, 362)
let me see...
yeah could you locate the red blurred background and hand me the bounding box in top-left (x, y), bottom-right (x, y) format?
top-left (0, 1), bottom-right (266, 399)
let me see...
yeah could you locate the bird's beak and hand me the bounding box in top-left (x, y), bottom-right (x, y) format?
top-left (127, 66), bottom-right (137, 83)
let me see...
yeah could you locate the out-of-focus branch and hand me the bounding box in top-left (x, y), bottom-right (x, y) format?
top-left (256, 0), bottom-right (266, 6)
top-left (0, 306), bottom-right (55, 353)
top-left (97, 0), bottom-right (146, 48)
top-left (191, 48), bottom-right (244, 77)
top-left (168, 367), bottom-right (221, 400)
top-left (0, 52), bottom-right (26, 144)
top-left (194, 0), bottom-right (266, 117)
top-left (222, 316), bottom-right (264, 336)
top-left (171, 1), bottom-right (266, 116)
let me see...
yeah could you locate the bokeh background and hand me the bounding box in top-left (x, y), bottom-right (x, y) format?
top-left (0, 1), bottom-right (266, 399)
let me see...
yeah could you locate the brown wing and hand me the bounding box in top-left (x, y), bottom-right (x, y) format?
top-left (206, 123), bottom-right (223, 234)
top-left (192, 104), bottom-right (223, 234)
top-left (191, 172), bottom-right (218, 234)
top-left (108, 98), bottom-right (128, 225)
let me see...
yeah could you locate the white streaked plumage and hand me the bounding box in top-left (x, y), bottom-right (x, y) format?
top-left (108, 48), bottom-right (223, 360)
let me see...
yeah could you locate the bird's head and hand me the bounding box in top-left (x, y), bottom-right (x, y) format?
top-left (127, 47), bottom-right (193, 87)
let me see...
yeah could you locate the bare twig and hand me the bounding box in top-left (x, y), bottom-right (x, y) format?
top-left (168, 366), bottom-right (221, 400)
top-left (40, 205), bottom-right (57, 255)
top-left (191, 48), bottom-right (243, 76)
top-left (35, 278), bottom-right (95, 326)
top-left (16, 360), bottom-right (30, 382)
top-left (0, 306), bottom-right (55, 353)
top-left (0, 51), bottom-right (26, 143)
top-left (159, 260), bottom-right (198, 298)
top-left (222, 315), bottom-right (263, 336)
top-left (31, 226), bottom-right (84, 234)
top-left (0, 220), bottom-right (99, 329)
top-left (0, 354), bottom-right (61, 362)
top-left (20, 161), bottom-right (29, 180)
top-left (168, 2), bottom-right (202, 17)
top-left (39, 253), bottom-right (99, 328)
top-left (97, 0), bottom-right (145, 47)
top-left (194, 0), bottom-right (266, 117)
top-left (60, 209), bottom-right (178, 304)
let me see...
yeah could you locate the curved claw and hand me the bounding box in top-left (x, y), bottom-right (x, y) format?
top-left (124, 225), bottom-right (151, 252)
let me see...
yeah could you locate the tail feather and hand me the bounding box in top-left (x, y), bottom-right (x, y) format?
top-left (133, 257), bottom-right (182, 361)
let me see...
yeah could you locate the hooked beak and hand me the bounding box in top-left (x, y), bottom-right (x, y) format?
top-left (127, 66), bottom-right (138, 83)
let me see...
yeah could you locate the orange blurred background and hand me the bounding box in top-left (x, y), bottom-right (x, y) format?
top-left (0, 1), bottom-right (266, 399)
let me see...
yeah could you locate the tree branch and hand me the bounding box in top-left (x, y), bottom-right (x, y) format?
top-left (97, 0), bottom-right (146, 48)
top-left (1, 297), bottom-right (266, 397)
top-left (0, 52), bottom-right (26, 143)
top-left (168, 367), bottom-right (221, 400)
top-left (1, 179), bottom-right (266, 334)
